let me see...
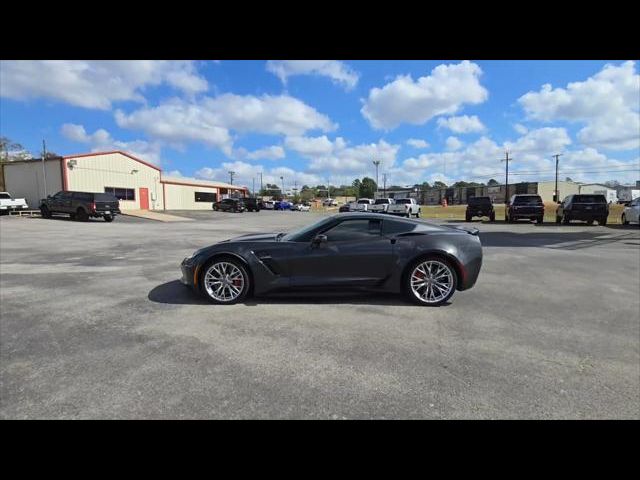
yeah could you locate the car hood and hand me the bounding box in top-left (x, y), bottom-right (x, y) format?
top-left (225, 232), bottom-right (279, 242)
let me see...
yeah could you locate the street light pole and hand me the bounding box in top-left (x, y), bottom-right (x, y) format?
top-left (42, 139), bottom-right (48, 197)
top-left (280, 176), bottom-right (284, 198)
top-left (373, 160), bottom-right (381, 196)
top-left (553, 153), bottom-right (563, 203)
top-left (228, 170), bottom-right (235, 185)
top-left (501, 151), bottom-right (512, 204)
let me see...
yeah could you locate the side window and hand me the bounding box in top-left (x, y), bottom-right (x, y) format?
top-left (322, 219), bottom-right (381, 242)
top-left (382, 220), bottom-right (415, 236)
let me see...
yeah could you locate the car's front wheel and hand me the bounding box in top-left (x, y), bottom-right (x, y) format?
top-left (200, 257), bottom-right (250, 305)
top-left (40, 206), bottom-right (51, 219)
top-left (104, 215), bottom-right (114, 222)
top-left (622, 214), bottom-right (629, 225)
top-left (406, 257), bottom-right (457, 306)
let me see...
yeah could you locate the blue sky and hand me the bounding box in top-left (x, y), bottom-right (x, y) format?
top-left (1, 60), bottom-right (638, 189)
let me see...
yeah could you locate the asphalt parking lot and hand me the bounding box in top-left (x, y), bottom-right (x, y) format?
top-left (1, 210), bottom-right (639, 419)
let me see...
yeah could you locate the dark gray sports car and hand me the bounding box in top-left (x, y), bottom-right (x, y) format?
top-left (180, 213), bottom-right (482, 306)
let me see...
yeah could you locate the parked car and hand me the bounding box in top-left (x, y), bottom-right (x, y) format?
top-left (351, 198), bottom-right (375, 212)
top-left (294, 202), bottom-right (311, 212)
top-left (181, 213), bottom-right (483, 306)
top-left (338, 204), bottom-right (352, 213)
top-left (555, 194), bottom-right (608, 225)
top-left (505, 194), bottom-right (544, 224)
top-left (243, 197), bottom-right (263, 212)
top-left (465, 196), bottom-right (495, 222)
top-left (369, 198), bottom-right (395, 214)
top-left (387, 198), bottom-right (421, 218)
top-left (274, 200), bottom-right (292, 211)
top-left (0, 192), bottom-right (29, 214)
top-left (322, 198), bottom-right (338, 207)
top-left (213, 198), bottom-right (246, 213)
top-left (40, 191), bottom-right (120, 222)
top-left (262, 200), bottom-right (275, 210)
top-left (621, 197), bottom-right (640, 226)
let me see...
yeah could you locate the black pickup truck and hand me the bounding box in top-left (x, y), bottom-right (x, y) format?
top-left (506, 194), bottom-right (545, 224)
top-left (40, 191), bottom-right (120, 222)
top-left (465, 196), bottom-right (495, 222)
top-left (555, 194), bottom-right (608, 225)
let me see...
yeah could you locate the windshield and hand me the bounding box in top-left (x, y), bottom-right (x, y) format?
top-left (573, 195), bottom-right (606, 203)
top-left (395, 199), bottom-right (411, 204)
top-left (468, 197), bottom-right (491, 205)
top-left (514, 196), bottom-right (542, 205)
top-left (94, 193), bottom-right (117, 202)
top-left (357, 199), bottom-right (371, 204)
top-left (281, 216), bottom-right (335, 242)
top-left (0, 193), bottom-right (11, 199)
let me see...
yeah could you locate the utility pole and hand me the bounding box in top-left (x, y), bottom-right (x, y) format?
top-left (327, 178), bottom-right (331, 200)
top-left (553, 153), bottom-right (563, 203)
top-left (382, 173), bottom-right (387, 198)
top-left (252, 177), bottom-right (255, 197)
top-left (259, 172), bottom-right (263, 194)
top-left (280, 176), bottom-right (284, 197)
top-left (501, 151), bottom-right (512, 204)
top-left (228, 170), bottom-right (235, 185)
top-left (42, 139), bottom-right (48, 197)
top-left (372, 160), bottom-right (381, 196)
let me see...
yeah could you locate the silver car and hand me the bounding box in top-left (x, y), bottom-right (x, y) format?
top-left (622, 198), bottom-right (640, 225)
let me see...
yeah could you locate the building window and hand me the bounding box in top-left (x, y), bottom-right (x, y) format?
top-left (105, 187), bottom-right (135, 201)
top-left (195, 191), bottom-right (217, 202)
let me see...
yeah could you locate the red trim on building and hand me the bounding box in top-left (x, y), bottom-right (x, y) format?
top-left (59, 158), bottom-right (69, 190)
top-left (161, 179), bottom-right (248, 192)
top-left (63, 150), bottom-right (162, 172)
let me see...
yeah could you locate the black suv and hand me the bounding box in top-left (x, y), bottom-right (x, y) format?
top-left (243, 197), bottom-right (263, 212)
top-left (465, 196), bottom-right (495, 222)
top-left (40, 191), bottom-right (120, 222)
top-left (506, 194), bottom-right (544, 224)
top-left (555, 194), bottom-right (608, 225)
top-left (213, 198), bottom-right (246, 213)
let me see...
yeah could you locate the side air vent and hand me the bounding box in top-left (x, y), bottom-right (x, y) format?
top-left (252, 250), bottom-right (280, 275)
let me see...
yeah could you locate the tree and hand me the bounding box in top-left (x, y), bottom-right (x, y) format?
top-left (433, 181), bottom-right (447, 189)
top-left (358, 177), bottom-right (377, 198)
top-left (487, 179), bottom-right (500, 186)
top-left (421, 181), bottom-right (431, 190)
top-left (0, 136), bottom-right (32, 162)
top-left (604, 180), bottom-right (620, 188)
top-left (565, 177), bottom-right (573, 182)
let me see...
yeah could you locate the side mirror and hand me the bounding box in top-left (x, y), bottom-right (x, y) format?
top-left (312, 234), bottom-right (328, 246)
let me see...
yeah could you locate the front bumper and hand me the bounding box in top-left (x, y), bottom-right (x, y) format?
top-left (180, 258), bottom-right (197, 287)
top-left (0, 205), bottom-right (29, 211)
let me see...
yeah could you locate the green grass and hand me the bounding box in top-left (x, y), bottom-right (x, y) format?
top-left (419, 202), bottom-right (625, 224)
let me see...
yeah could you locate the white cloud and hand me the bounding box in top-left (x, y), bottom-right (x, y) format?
top-left (361, 61), bottom-right (488, 130)
top-left (406, 138), bottom-right (430, 149)
top-left (437, 115), bottom-right (486, 134)
top-left (195, 161), bottom-right (322, 189)
top-left (284, 135), bottom-right (400, 175)
top-left (266, 60), bottom-right (359, 90)
top-left (445, 136), bottom-right (463, 151)
top-left (166, 170), bottom-right (183, 177)
top-left (115, 94), bottom-right (336, 155)
top-left (246, 145), bottom-right (285, 160)
top-left (60, 123), bottom-right (163, 165)
top-left (0, 60), bottom-right (208, 110)
top-left (518, 61), bottom-right (640, 151)
top-left (513, 123), bottom-right (529, 135)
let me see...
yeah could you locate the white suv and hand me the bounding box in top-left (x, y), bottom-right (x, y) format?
top-left (622, 198), bottom-right (640, 225)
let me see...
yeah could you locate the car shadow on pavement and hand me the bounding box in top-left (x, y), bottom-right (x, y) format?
top-left (478, 230), bottom-right (639, 249)
top-left (148, 280), bottom-right (438, 307)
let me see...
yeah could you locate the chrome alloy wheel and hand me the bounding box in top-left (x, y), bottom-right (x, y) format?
top-left (204, 261), bottom-right (246, 302)
top-left (410, 260), bottom-right (454, 304)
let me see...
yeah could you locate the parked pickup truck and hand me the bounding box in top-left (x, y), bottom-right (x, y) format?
top-left (0, 192), bottom-right (29, 214)
top-left (387, 198), bottom-right (421, 218)
top-left (352, 198), bottom-right (375, 212)
top-left (368, 198), bottom-right (395, 213)
top-left (556, 194), bottom-right (608, 225)
top-left (40, 191), bottom-right (120, 222)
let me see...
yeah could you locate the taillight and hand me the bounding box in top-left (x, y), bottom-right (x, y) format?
top-left (90, 202), bottom-right (96, 212)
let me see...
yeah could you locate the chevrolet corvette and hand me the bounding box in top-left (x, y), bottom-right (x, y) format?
top-left (180, 213), bottom-right (482, 306)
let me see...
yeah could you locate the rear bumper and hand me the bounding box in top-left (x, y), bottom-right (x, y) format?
top-left (566, 210), bottom-right (607, 220)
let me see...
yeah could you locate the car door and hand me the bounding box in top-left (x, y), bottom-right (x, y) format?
top-left (287, 218), bottom-right (392, 288)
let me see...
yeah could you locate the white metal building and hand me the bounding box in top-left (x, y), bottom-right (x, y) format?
top-left (1, 151), bottom-right (248, 211)
top-left (578, 183), bottom-right (618, 203)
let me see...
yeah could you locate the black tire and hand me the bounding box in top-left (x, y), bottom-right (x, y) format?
top-left (489, 213), bottom-right (495, 222)
top-left (405, 256), bottom-right (457, 306)
top-left (586, 219), bottom-right (594, 225)
top-left (465, 214), bottom-right (472, 222)
top-left (556, 215), bottom-right (561, 224)
top-left (599, 216), bottom-right (607, 226)
top-left (199, 256), bottom-right (251, 305)
top-left (622, 214), bottom-right (629, 225)
top-left (76, 208), bottom-right (89, 222)
top-left (213, 205), bottom-right (218, 211)
top-left (537, 216), bottom-right (544, 224)
top-left (40, 206), bottom-right (51, 219)
top-left (104, 215), bottom-right (114, 222)
top-left (415, 210), bottom-right (421, 218)
top-left (562, 214), bottom-right (570, 225)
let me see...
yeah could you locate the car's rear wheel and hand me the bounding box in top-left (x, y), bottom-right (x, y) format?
top-left (586, 219), bottom-right (594, 225)
top-left (622, 214), bottom-right (629, 225)
top-left (465, 214), bottom-right (472, 222)
top-left (489, 213), bottom-right (495, 222)
top-left (104, 215), bottom-right (114, 222)
top-left (406, 257), bottom-right (457, 306)
top-left (599, 216), bottom-right (607, 226)
top-left (76, 208), bottom-right (89, 222)
top-left (40, 206), bottom-right (51, 219)
top-left (537, 216), bottom-right (544, 224)
top-left (562, 214), bottom-right (570, 225)
top-left (556, 215), bottom-right (561, 224)
top-left (201, 258), bottom-right (250, 305)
